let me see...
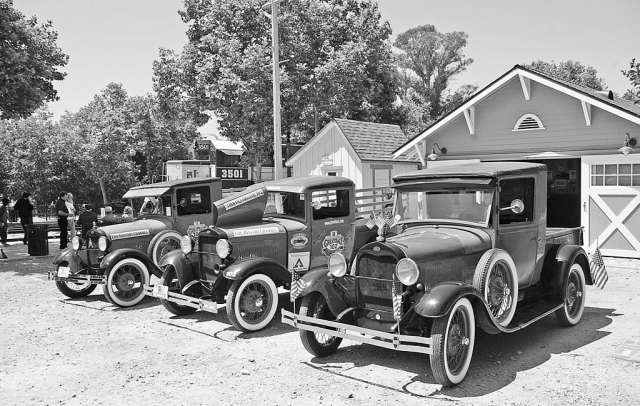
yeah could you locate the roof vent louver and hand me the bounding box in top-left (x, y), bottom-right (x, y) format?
top-left (513, 113), bottom-right (545, 131)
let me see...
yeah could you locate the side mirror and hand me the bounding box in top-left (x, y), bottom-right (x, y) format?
top-left (500, 199), bottom-right (524, 214)
top-left (179, 198), bottom-right (188, 208)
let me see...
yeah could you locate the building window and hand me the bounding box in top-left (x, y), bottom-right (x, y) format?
top-left (321, 166), bottom-right (343, 177)
top-left (591, 163), bottom-right (640, 186)
top-left (513, 114), bottom-right (545, 131)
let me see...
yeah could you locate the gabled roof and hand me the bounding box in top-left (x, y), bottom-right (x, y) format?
top-left (286, 118), bottom-right (418, 166)
top-left (393, 64), bottom-right (640, 159)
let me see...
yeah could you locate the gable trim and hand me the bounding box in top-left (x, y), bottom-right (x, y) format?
top-left (582, 101), bottom-right (592, 126)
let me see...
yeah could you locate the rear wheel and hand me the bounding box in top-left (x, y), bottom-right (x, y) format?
top-left (226, 274), bottom-right (278, 332)
top-left (473, 249), bottom-right (518, 327)
top-left (430, 297), bottom-right (475, 387)
top-left (159, 265), bottom-right (197, 316)
top-left (299, 292), bottom-right (343, 357)
top-left (103, 258), bottom-right (149, 307)
top-left (147, 230), bottom-right (182, 265)
top-left (555, 262), bottom-right (586, 326)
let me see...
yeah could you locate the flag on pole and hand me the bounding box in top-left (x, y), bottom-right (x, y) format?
top-left (365, 212), bottom-right (376, 229)
top-left (290, 271), bottom-right (305, 302)
top-left (590, 248), bottom-right (608, 289)
top-left (391, 280), bottom-right (402, 321)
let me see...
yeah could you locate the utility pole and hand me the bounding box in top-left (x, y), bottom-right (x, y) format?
top-left (265, 0), bottom-right (283, 179)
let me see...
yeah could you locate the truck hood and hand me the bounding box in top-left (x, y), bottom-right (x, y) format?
top-left (387, 225), bottom-right (491, 261)
top-left (212, 186), bottom-right (268, 227)
top-left (98, 218), bottom-right (172, 240)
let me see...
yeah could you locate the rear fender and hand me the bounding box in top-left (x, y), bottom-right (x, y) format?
top-left (52, 249), bottom-right (88, 273)
top-left (298, 269), bottom-right (356, 319)
top-left (546, 245), bottom-right (591, 300)
top-left (100, 248), bottom-right (163, 278)
top-left (157, 249), bottom-right (200, 288)
top-left (223, 257), bottom-right (290, 286)
top-left (414, 283), bottom-right (483, 318)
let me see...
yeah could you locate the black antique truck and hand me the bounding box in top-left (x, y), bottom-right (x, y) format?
top-left (147, 176), bottom-right (378, 332)
top-left (49, 177), bottom-right (222, 307)
top-left (281, 162), bottom-right (593, 386)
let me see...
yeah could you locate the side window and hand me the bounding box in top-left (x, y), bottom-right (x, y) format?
top-left (498, 178), bottom-right (534, 224)
top-left (312, 189), bottom-right (350, 220)
top-left (177, 186), bottom-right (211, 216)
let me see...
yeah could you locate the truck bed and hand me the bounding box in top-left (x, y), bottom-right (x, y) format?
top-left (546, 226), bottom-right (583, 246)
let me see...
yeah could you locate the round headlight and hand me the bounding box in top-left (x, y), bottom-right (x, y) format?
top-left (396, 258), bottom-right (419, 285)
top-left (328, 252), bottom-right (347, 277)
top-left (180, 235), bottom-right (193, 254)
top-left (71, 236), bottom-right (81, 251)
top-left (98, 236), bottom-right (109, 252)
top-left (216, 239), bottom-right (232, 259)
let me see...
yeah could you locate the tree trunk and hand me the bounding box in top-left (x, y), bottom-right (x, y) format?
top-left (98, 177), bottom-right (108, 204)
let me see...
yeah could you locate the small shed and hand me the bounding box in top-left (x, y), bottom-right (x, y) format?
top-left (285, 118), bottom-right (420, 189)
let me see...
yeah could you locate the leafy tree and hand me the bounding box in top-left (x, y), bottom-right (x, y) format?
top-left (0, 0), bottom-right (68, 119)
top-left (154, 0), bottom-right (403, 181)
top-left (525, 60), bottom-right (607, 91)
top-left (621, 58), bottom-right (640, 102)
top-left (393, 24), bottom-right (474, 123)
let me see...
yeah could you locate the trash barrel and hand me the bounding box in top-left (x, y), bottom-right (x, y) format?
top-left (27, 224), bottom-right (49, 256)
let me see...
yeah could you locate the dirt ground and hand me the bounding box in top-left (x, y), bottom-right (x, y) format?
top-left (1, 253), bottom-right (640, 406)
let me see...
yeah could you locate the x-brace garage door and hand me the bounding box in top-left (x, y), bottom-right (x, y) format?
top-left (582, 155), bottom-right (640, 258)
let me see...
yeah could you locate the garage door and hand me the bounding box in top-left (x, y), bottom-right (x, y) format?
top-left (582, 155), bottom-right (640, 258)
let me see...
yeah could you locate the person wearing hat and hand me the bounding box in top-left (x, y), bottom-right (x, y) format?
top-left (101, 206), bottom-right (118, 223)
top-left (13, 192), bottom-right (34, 245)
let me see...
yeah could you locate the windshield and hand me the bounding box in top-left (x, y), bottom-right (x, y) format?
top-left (131, 195), bottom-right (171, 217)
top-left (264, 192), bottom-right (305, 219)
top-left (394, 188), bottom-right (494, 227)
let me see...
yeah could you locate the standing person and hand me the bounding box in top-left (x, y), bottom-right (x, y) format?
top-left (56, 192), bottom-right (70, 250)
top-left (13, 192), bottom-right (34, 245)
top-left (65, 193), bottom-right (76, 240)
top-left (0, 198), bottom-right (9, 246)
top-left (76, 205), bottom-right (98, 239)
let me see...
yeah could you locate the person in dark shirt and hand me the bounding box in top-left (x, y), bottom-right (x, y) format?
top-left (55, 192), bottom-right (70, 250)
top-left (0, 198), bottom-right (9, 246)
top-left (13, 192), bottom-right (33, 244)
top-left (77, 204), bottom-right (98, 238)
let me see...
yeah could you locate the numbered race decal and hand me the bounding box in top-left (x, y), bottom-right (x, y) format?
top-left (231, 226), bottom-right (280, 237)
top-left (223, 189), bottom-right (265, 210)
top-left (289, 252), bottom-right (310, 272)
top-left (187, 221), bottom-right (208, 245)
top-left (290, 233), bottom-right (309, 249)
top-left (322, 230), bottom-right (345, 256)
top-left (110, 229), bottom-right (150, 240)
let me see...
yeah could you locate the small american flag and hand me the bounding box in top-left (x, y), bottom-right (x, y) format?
top-left (590, 248), bottom-right (608, 289)
top-left (365, 212), bottom-right (376, 229)
top-left (290, 271), bottom-right (305, 302)
top-left (391, 281), bottom-right (402, 321)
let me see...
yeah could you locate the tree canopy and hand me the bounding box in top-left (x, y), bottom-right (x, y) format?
top-left (524, 60), bottom-right (607, 91)
top-left (0, 0), bottom-right (68, 120)
top-left (621, 58), bottom-right (640, 102)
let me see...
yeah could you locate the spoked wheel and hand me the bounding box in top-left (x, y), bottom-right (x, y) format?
top-left (299, 292), bottom-right (343, 357)
top-left (158, 265), bottom-right (197, 316)
top-left (103, 258), bottom-right (149, 307)
top-left (430, 297), bottom-right (476, 387)
top-left (226, 274), bottom-right (278, 332)
top-left (555, 262), bottom-right (586, 326)
top-left (147, 230), bottom-right (182, 265)
top-left (473, 249), bottom-right (518, 327)
top-left (54, 264), bottom-right (97, 298)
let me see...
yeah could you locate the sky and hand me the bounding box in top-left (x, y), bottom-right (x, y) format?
top-left (12, 0), bottom-right (639, 121)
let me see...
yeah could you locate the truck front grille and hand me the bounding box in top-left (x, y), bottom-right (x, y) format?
top-left (199, 235), bottom-right (221, 281)
top-left (356, 253), bottom-right (399, 313)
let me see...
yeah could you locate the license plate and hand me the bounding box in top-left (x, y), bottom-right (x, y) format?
top-left (153, 285), bottom-right (169, 300)
top-left (57, 266), bottom-right (70, 278)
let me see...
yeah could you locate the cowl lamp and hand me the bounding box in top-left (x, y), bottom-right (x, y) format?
top-left (619, 133), bottom-right (637, 156)
top-left (427, 143), bottom-right (447, 161)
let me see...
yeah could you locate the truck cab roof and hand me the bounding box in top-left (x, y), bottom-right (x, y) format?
top-left (393, 162), bottom-right (547, 186)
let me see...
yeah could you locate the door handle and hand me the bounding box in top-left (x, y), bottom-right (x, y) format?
top-left (583, 202), bottom-right (587, 212)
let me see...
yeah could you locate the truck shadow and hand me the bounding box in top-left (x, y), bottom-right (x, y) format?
top-left (305, 306), bottom-right (614, 398)
top-left (60, 291), bottom-right (160, 311)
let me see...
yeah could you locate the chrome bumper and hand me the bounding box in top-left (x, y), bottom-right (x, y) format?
top-left (281, 309), bottom-right (432, 355)
top-left (48, 272), bottom-right (105, 285)
top-left (143, 286), bottom-right (218, 313)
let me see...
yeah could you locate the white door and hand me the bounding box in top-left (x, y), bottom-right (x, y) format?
top-left (581, 155), bottom-right (640, 258)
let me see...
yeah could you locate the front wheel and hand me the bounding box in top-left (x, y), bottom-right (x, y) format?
top-left (147, 230), bottom-right (182, 265)
top-left (159, 265), bottom-right (197, 316)
top-left (555, 262), bottom-right (586, 327)
top-left (54, 266), bottom-right (97, 298)
top-left (473, 249), bottom-right (518, 327)
top-left (226, 274), bottom-right (278, 332)
top-left (103, 258), bottom-right (149, 307)
top-left (299, 292), bottom-right (343, 357)
top-left (430, 297), bottom-right (476, 387)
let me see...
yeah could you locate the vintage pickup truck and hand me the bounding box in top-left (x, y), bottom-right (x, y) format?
top-left (281, 162), bottom-right (593, 386)
top-left (49, 177), bottom-right (222, 307)
top-left (147, 176), bottom-right (378, 332)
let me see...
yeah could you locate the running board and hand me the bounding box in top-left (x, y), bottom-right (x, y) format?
top-left (143, 286), bottom-right (218, 313)
top-left (502, 301), bottom-right (564, 333)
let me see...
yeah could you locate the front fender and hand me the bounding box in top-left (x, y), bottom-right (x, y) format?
top-left (414, 283), bottom-right (482, 318)
top-left (52, 249), bottom-right (90, 273)
top-left (299, 269), bottom-right (357, 319)
top-left (158, 249), bottom-right (200, 288)
top-left (100, 248), bottom-right (163, 278)
top-left (223, 257), bottom-right (290, 286)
